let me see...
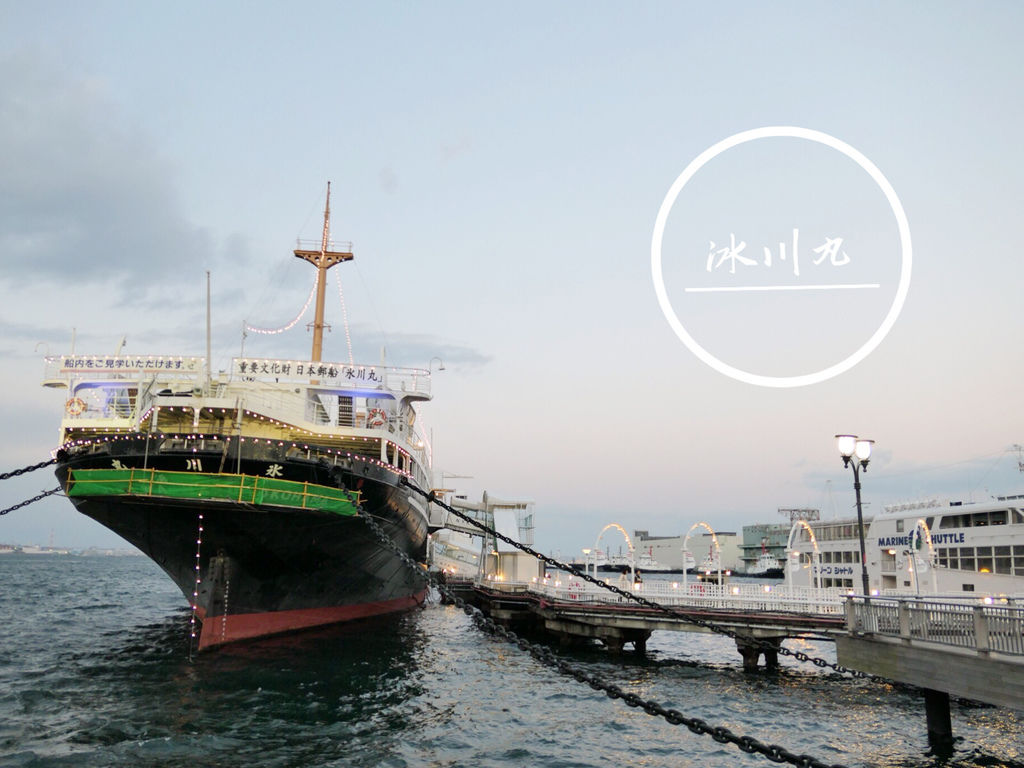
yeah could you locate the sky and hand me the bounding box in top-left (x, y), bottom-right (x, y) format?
top-left (1, 2), bottom-right (1023, 557)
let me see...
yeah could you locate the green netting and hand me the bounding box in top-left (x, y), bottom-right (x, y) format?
top-left (67, 468), bottom-right (358, 516)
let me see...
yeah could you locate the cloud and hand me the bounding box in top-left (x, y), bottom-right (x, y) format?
top-left (0, 52), bottom-right (216, 295)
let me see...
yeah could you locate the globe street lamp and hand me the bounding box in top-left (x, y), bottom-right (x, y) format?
top-left (836, 434), bottom-right (874, 596)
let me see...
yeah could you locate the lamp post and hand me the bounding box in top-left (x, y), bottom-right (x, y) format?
top-left (836, 434), bottom-right (874, 596)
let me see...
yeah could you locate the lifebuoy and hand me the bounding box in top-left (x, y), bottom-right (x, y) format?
top-left (66, 397), bottom-right (86, 416)
top-left (367, 408), bottom-right (387, 428)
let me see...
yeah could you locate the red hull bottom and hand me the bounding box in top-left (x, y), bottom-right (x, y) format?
top-left (197, 591), bottom-right (428, 650)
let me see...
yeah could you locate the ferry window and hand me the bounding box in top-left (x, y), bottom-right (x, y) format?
top-left (990, 510), bottom-right (1007, 526)
top-left (925, 516), bottom-right (934, 530)
top-left (1011, 509), bottom-right (1024, 524)
top-left (976, 546), bottom-right (993, 574)
top-left (972, 513), bottom-right (988, 527)
top-left (960, 548), bottom-right (975, 571)
top-left (939, 515), bottom-right (958, 529)
top-left (994, 546), bottom-right (1012, 574)
top-left (896, 519), bottom-right (904, 533)
top-left (962, 583), bottom-right (975, 592)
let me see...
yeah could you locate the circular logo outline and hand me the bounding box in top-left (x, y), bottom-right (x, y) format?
top-left (651, 126), bottom-right (912, 388)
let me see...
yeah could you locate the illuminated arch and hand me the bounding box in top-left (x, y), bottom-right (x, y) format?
top-left (593, 523), bottom-right (635, 576)
top-left (786, 520), bottom-right (821, 590)
top-left (682, 521), bottom-right (720, 588)
top-left (908, 517), bottom-right (937, 594)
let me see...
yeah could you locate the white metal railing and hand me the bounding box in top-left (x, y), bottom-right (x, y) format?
top-left (295, 238), bottom-right (353, 253)
top-left (846, 597), bottom-right (1024, 656)
top-left (507, 577), bottom-right (848, 615)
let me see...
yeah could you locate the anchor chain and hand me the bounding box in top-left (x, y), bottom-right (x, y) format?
top-left (400, 477), bottom-right (878, 681)
top-left (0, 486), bottom-right (62, 516)
top-left (358, 510), bottom-right (849, 768)
top-left (0, 458), bottom-right (57, 481)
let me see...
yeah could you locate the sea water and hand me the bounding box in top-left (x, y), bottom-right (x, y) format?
top-left (0, 555), bottom-right (1021, 768)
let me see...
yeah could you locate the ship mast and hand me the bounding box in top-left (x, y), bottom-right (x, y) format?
top-left (294, 182), bottom-right (354, 362)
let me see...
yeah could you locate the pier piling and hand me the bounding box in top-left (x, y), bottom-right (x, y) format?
top-left (923, 688), bottom-right (954, 756)
top-left (735, 638), bottom-right (781, 672)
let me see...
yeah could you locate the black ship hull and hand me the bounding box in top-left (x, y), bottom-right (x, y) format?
top-left (56, 439), bottom-right (429, 649)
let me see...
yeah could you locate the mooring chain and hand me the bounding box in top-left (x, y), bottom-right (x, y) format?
top-left (0, 486), bottom-right (62, 516)
top-left (358, 511), bottom-right (848, 768)
top-left (400, 478), bottom-right (876, 681)
top-left (0, 458), bottom-right (56, 481)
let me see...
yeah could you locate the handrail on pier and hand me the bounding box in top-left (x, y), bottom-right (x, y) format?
top-left (845, 596), bottom-right (1024, 657)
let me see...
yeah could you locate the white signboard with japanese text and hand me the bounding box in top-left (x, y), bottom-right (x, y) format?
top-left (59, 356), bottom-right (203, 374)
top-left (232, 358), bottom-right (383, 385)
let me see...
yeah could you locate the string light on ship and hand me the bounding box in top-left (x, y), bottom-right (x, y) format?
top-left (334, 269), bottom-right (355, 366)
top-left (244, 271), bottom-right (319, 335)
top-left (189, 512), bottom-right (204, 657)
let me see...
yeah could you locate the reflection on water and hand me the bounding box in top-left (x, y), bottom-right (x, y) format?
top-left (1, 556), bottom-right (1022, 767)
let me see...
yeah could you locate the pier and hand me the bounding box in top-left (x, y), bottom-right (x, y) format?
top-left (837, 596), bottom-right (1024, 751)
top-left (460, 576), bottom-right (849, 668)
top-left (454, 571), bottom-right (1024, 752)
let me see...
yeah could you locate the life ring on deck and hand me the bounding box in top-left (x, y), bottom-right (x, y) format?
top-left (65, 397), bottom-right (86, 416)
top-left (367, 408), bottom-right (387, 428)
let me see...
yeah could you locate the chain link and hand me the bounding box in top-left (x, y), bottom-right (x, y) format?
top-left (1, 486), bottom-right (62, 516)
top-left (0, 458), bottom-right (56, 481)
top-left (400, 477), bottom-right (879, 680)
top-left (358, 509), bottom-right (849, 768)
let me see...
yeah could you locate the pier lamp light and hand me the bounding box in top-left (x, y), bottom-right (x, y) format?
top-left (835, 434), bottom-right (874, 597)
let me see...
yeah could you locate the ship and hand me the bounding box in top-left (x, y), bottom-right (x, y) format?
top-left (42, 185), bottom-right (437, 650)
top-left (785, 492), bottom-right (1024, 595)
top-left (742, 539), bottom-right (783, 578)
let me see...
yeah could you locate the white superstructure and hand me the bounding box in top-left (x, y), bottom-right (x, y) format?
top-left (786, 493), bottom-right (1024, 596)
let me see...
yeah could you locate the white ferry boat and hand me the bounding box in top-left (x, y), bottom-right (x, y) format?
top-left (786, 493), bottom-right (1024, 596)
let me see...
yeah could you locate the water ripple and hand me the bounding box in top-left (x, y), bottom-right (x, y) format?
top-left (1, 557), bottom-right (1022, 767)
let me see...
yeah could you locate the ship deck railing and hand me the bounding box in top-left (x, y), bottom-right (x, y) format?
top-left (58, 377), bottom-right (432, 468)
